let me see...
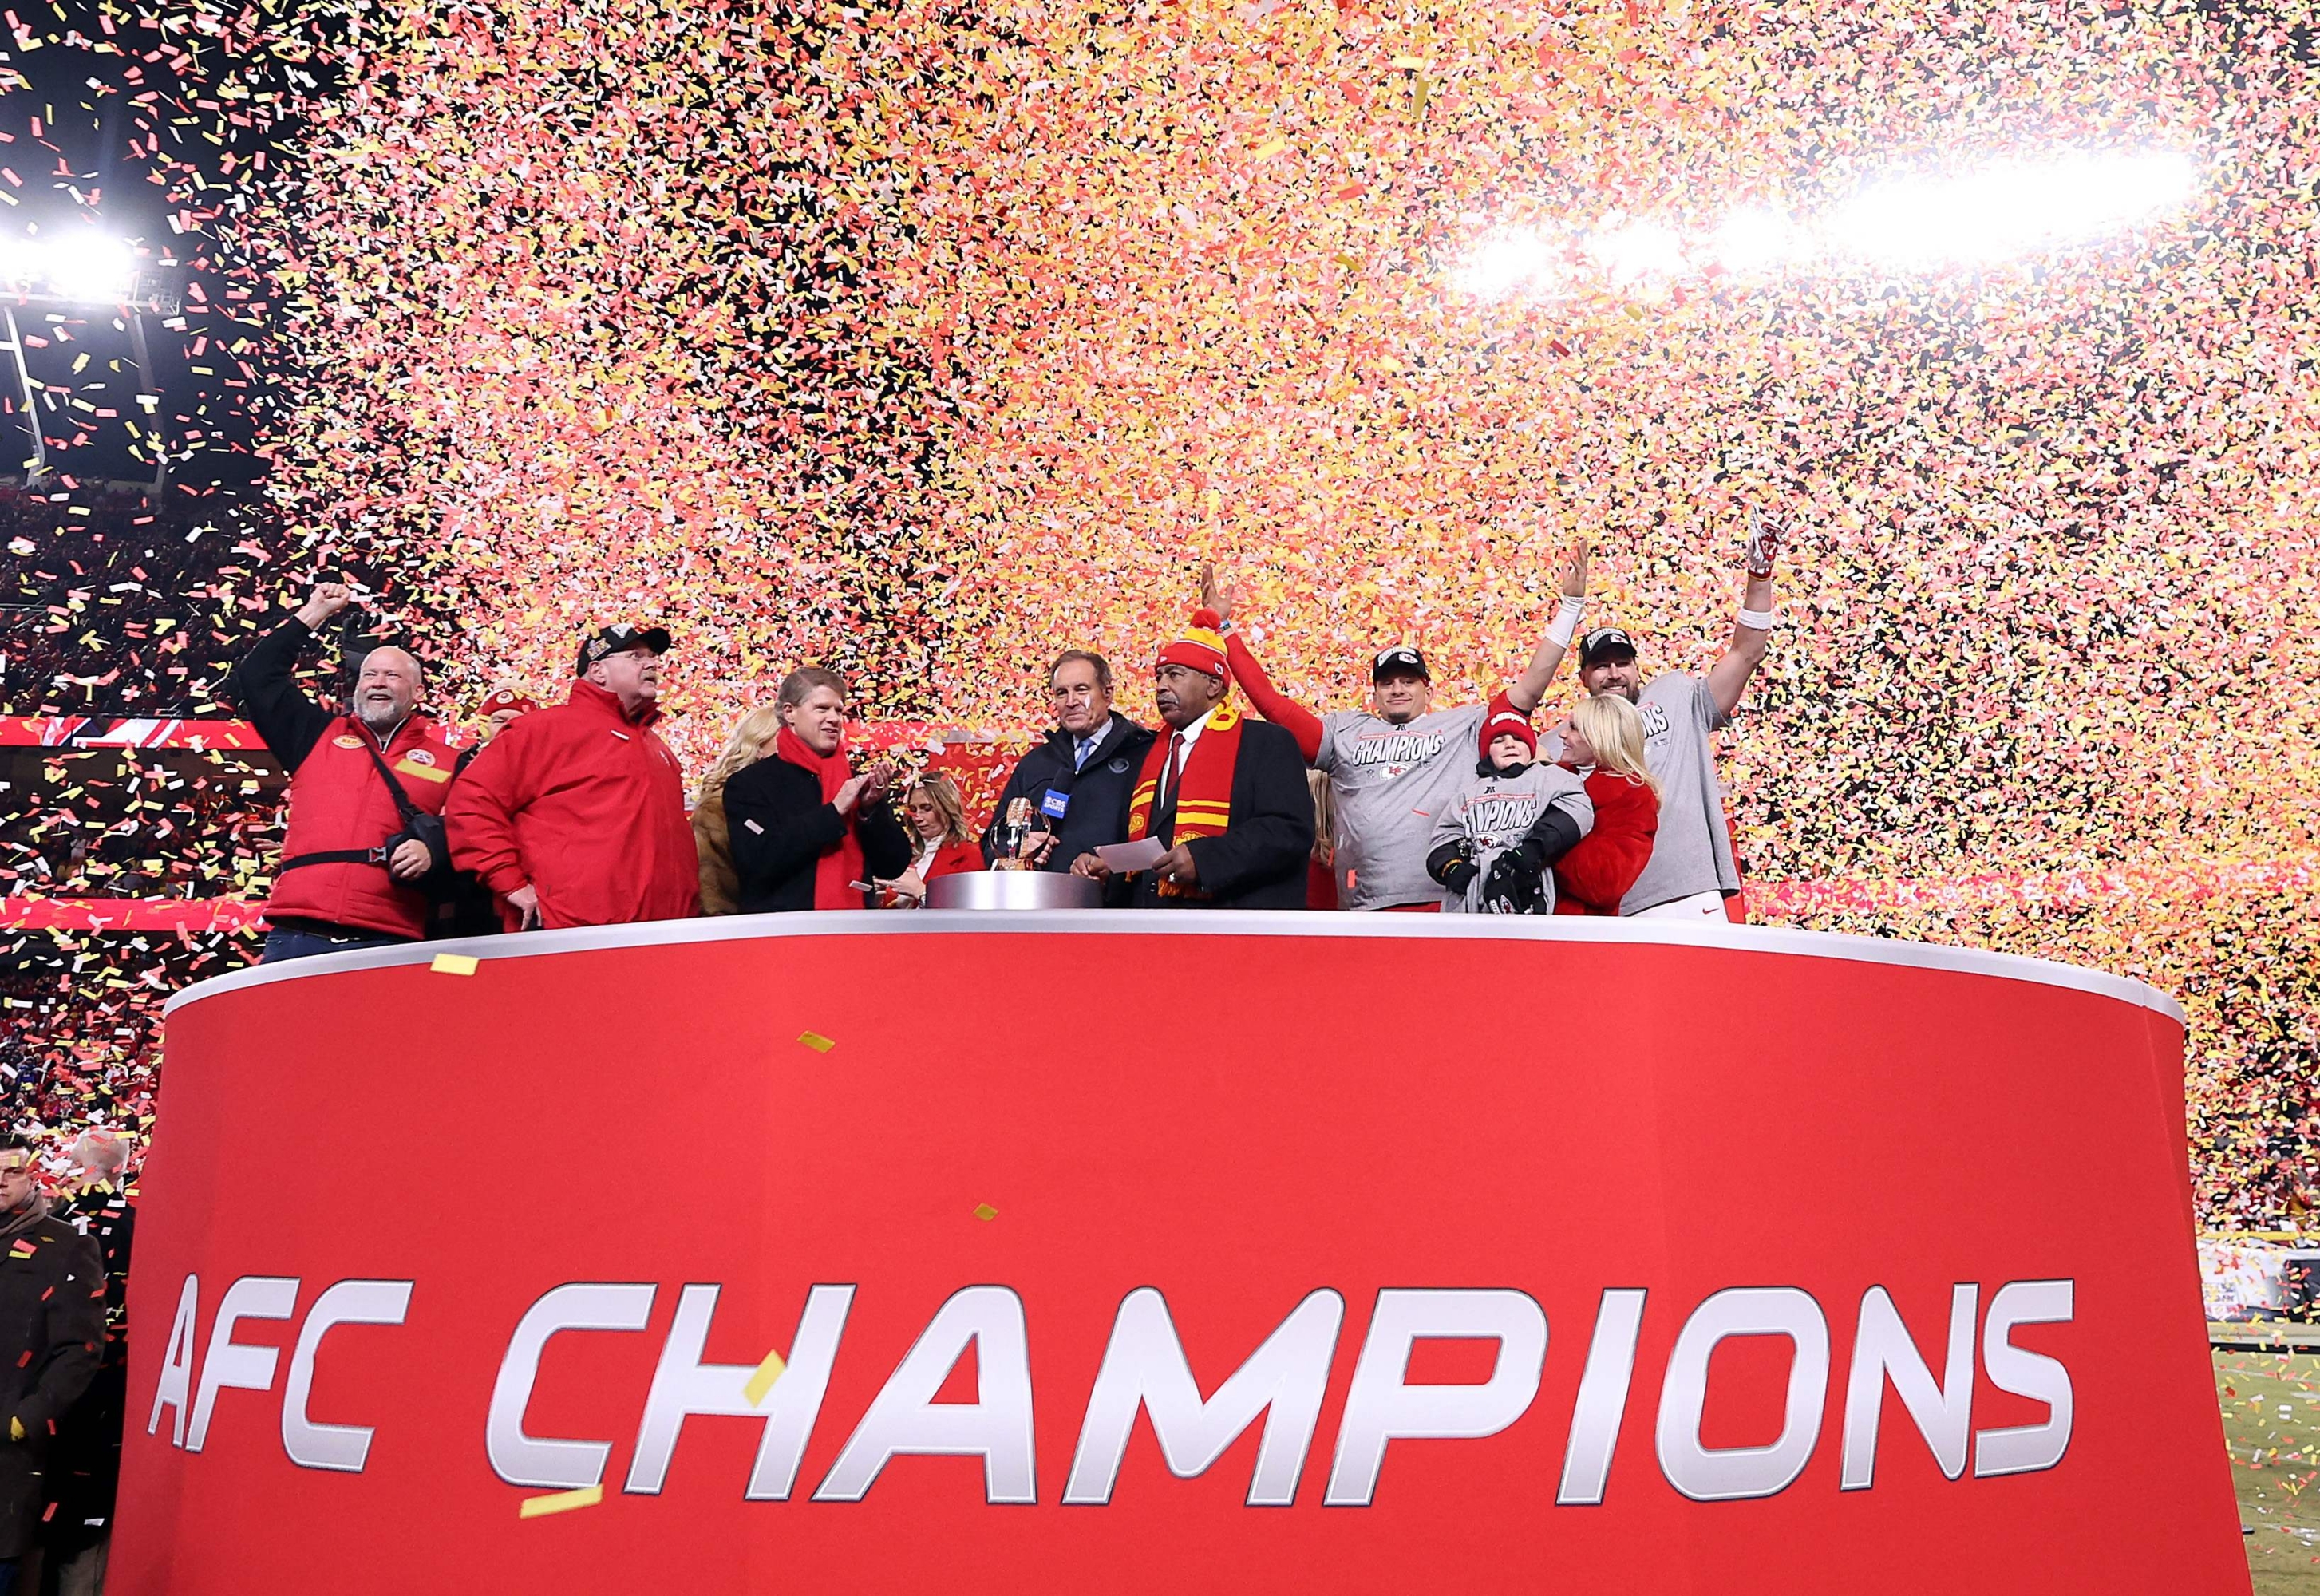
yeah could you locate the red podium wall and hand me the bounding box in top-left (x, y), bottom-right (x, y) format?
top-left (112, 915), bottom-right (2246, 1594)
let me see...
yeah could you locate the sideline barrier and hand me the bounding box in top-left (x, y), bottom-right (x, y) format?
top-left (113, 915), bottom-right (2245, 1594)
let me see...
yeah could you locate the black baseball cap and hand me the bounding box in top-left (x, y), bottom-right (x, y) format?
top-left (575, 623), bottom-right (673, 675)
top-left (1579, 628), bottom-right (1638, 668)
top-left (1372, 645), bottom-right (1430, 682)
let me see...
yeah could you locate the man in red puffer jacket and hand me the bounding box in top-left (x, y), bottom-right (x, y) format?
top-left (227, 582), bottom-right (459, 963)
top-left (445, 624), bottom-right (701, 931)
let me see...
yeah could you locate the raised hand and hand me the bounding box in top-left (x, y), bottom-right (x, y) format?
top-left (1198, 561), bottom-right (1236, 626)
top-left (1560, 539), bottom-right (1591, 600)
top-left (1743, 510), bottom-right (1784, 578)
top-left (295, 581), bottom-right (353, 629)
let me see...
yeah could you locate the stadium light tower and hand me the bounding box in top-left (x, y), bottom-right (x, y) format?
top-left (0, 232), bottom-right (180, 491)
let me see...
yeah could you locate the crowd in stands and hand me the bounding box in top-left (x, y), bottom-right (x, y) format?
top-left (0, 484), bottom-right (258, 721)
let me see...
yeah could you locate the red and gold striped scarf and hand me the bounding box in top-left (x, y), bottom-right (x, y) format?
top-left (1128, 705), bottom-right (1243, 895)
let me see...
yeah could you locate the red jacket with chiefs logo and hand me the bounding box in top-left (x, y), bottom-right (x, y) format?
top-left (444, 679), bottom-right (700, 930)
top-left (226, 614), bottom-right (460, 939)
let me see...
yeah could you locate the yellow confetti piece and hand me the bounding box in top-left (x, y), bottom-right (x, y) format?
top-left (973, 1203), bottom-right (998, 1222)
top-left (518, 1484), bottom-right (602, 1519)
top-left (1389, 53), bottom-right (1427, 67)
top-left (743, 1349), bottom-right (788, 1407)
top-left (1250, 136), bottom-right (1288, 160)
top-left (429, 953), bottom-right (479, 976)
top-left (796, 1030), bottom-right (834, 1053)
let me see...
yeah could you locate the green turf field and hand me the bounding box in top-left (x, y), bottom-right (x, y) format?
top-left (2218, 1347), bottom-right (2320, 1593)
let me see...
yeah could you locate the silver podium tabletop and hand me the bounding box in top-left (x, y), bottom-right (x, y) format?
top-left (925, 870), bottom-right (1104, 911)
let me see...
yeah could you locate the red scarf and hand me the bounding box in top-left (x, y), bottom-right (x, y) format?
top-left (1127, 705), bottom-right (1244, 899)
top-left (775, 725), bottom-right (866, 911)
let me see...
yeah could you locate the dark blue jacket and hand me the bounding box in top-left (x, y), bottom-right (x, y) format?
top-left (980, 712), bottom-right (1156, 871)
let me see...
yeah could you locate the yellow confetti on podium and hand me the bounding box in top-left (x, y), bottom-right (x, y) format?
top-left (519, 1483), bottom-right (601, 1519)
top-left (429, 953), bottom-right (479, 977)
top-left (744, 1349), bottom-right (788, 1407)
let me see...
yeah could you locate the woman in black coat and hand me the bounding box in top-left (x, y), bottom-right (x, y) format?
top-left (722, 666), bottom-right (912, 912)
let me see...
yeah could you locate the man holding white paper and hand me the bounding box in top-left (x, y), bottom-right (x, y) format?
top-left (1072, 610), bottom-right (1313, 909)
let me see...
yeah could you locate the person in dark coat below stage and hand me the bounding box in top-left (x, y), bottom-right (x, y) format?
top-left (1072, 610), bottom-right (1313, 909)
top-left (724, 667), bottom-right (913, 912)
top-left (980, 650), bottom-right (1156, 870)
top-left (40, 1131), bottom-right (132, 1596)
top-left (0, 1135), bottom-right (104, 1596)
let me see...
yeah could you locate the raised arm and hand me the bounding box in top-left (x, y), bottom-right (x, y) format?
top-left (1504, 543), bottom-right (1591, 713)
top-left (1704, 512), bottom-right (1781, 721)
top-left (225, 583), bottom-right (350, 767)
top-left (1202, 563), bottom-right (1324, 763)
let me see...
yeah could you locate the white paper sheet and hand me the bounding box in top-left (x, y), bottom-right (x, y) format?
top-left (1093, 837), bottom-right (1169, 872)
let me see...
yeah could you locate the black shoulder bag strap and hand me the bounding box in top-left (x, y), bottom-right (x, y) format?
top-left (277, 730), bottom-right (445, 877)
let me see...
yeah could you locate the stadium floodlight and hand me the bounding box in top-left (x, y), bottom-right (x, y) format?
top-left (0, 232), bottom-right (140, 305)
top-left (1452, 227), bottom-right (1565, 300)
top-left (1453, 149), bottom-right (2197, 302)
top-left (1701, 206), bottom-right (1806, 274)
top-left (1826, 150), bottom-right (2198, 267)
top-left (1584, 218), bottom-right (1687, 283)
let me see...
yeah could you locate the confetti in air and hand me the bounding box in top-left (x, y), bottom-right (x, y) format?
top-left (2, 0), bottom-right (2319, 1231)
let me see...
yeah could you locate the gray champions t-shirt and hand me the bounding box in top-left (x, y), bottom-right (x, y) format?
top-left (1621, 672), bottom-right (1741, 913)
top-left (1428, 761), bottom-right (1594, 914)
top-left (1314, 701), bottom-right (1488, 909)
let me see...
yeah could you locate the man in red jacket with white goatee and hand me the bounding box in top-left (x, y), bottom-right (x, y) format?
top-left (446, 624), bottom-right (701, 930)
top-left (228, 581), bottom-right (459, 962)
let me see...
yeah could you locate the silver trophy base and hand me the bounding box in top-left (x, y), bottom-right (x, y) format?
top-left (925, 871), bottom-right (1105, 911)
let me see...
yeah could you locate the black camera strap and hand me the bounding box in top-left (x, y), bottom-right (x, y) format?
top-left (278, 723), bottom-right (431, 874)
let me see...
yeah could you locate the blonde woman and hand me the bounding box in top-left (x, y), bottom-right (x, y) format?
top-left (876, 772), bottom-right (983, 906)
top-left (694, 703), bottom-right (785, 915)
top-left (1547, 693), bottom-right (1662, 916)
top-left (1306, 768), bottom-right (1338, 908)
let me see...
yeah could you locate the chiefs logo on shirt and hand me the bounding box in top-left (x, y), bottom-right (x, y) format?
top-left (332, 734), bottom-right (362, 749)
top-left (1349, 730), bottom-right (1446, 781)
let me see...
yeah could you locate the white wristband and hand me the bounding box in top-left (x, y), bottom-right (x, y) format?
top-left (1737, 606), bottom-right (1776, 632)
top-left (1546, 595), bottom-right (1587, 649)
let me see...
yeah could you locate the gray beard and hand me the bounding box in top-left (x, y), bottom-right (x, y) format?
top-left (355, 703), bottom-right (404, 734)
